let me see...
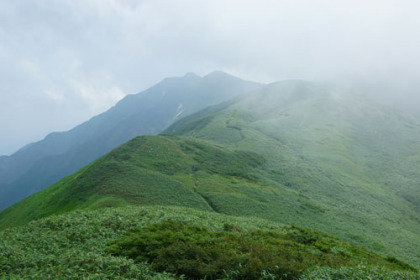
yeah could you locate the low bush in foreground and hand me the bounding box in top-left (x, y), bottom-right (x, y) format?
top-left (300, 265), bottom-right (420, 280)
top-left (0, 206), bottom-right (417, 279)
top-left (107, 220), bottom-right (415, 280)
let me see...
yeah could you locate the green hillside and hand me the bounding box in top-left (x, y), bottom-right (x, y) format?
top-left (0, 206), bottom-right (417, 279)
top-left (0, 135), bottom-right (267, 228)
top-left (1, 80), bottom-right (419, 272)
top-left (0, 71), bottom-right (260, 210)
top-left (166, 80), bottom-right (420, 267)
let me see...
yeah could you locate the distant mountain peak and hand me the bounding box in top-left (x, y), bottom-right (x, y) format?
top-left (0, 72), bottom-right (262, 210)
top-left (183, 72), bottom-right (200, 79)
top-left (204, 70), bottom-right (232, 79)
top-left (181, 71), bottom-right (253, 83)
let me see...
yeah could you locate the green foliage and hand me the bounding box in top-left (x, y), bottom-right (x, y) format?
top-left (0, 206), bottom-right (279, 279)
top-left (385, 256), bottom-right (417, 272)
top-left (0, 135), bottom-right (269, 231)
top-left (0, 205), bottom-right (417, 279)
top-left (106, 218), bottom-right (415, 280)
top-left (164, 81), bottom-right (420, 268)
top-left (107, 220), bottom-right (301, 279)
top-left (0, 206), bottom-right (183, 279)
top-left (182, 139), bottom-right (265, 180)
top-left (1, 80), bottom-right (420, 272)
top-left (300, 265), bottom-right (420, 280)
top-left (0, 72), bottom-right (260, 210)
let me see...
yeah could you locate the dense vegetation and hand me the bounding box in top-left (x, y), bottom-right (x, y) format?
top-left (0, 136), bottom-right (266, 229)
top-left (165, 80), bottom-right (420, 267)
top-left (0, 71), bottom-right (260, 210)
top-left (1, 79), bottom-right (419, 277)
top-left (107, 220), bottom-right (414, 279)
top-left (1, 206), bottom-right (417, 279)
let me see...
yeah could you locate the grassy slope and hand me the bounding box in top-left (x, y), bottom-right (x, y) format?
top-left (0, 135), bottom-right (269, 228)
top-left (0, 71), bottom-right (261, 210)
top-left (0, 206), bottom-right (417, 279)
top-left (1, 80), bottom-right (419, 269)
top-left (165, 80), bottom-right (420, 268)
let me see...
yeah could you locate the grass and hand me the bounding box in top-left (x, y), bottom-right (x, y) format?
top-left (300, 265), bottom-right (419, 280)
top-left (107, 220), bottom-right (415, 279)
top-left (0, 135), bottom-right (267, 229)
top-left (164, 81), bottom-right (420, 268)
top-left (0, 206), bottom-right (417, 279)
top-left (1, 80), bottom-right (419, 272)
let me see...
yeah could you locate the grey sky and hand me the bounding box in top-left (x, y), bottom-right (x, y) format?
top-left (1, 0), bottom-right (420, 155)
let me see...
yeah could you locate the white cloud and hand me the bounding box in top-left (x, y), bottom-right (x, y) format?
top-left (43, 88), bottom-right (65, 102)
top-left (1, 0), bottom-right (420, 154)
top-left (69, 76), bottom-right (125, 114)
top-left (20, 60), bottom-right (48, 83)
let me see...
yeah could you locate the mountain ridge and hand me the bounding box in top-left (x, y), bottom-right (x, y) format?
top-left (1, 79), bottom-right (419, 269)
top-left (0, 72), bottom-right (261, 209)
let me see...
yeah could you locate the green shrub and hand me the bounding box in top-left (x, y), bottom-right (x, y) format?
top-left (106, 220), bottom-right (359, 280)
top-left (385, 256), bottom-right (417, 272)
top-left (1, 206), bottom-right (417, 279)
top-left (300, 265), bottom-right (420, 280)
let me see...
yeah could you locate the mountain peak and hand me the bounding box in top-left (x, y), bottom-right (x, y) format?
top-left (204, 70), bottom-right (233, 79)
top-left (183, 72), bottom-right (200, 79)
top-left (0, 71), bottom-right (262, 210)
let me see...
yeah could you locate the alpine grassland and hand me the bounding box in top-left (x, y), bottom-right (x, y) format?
top-left (0, 135), bottom-right (267, 229)
top-left (0, 71), bottom-right (261, 210)
top-left (0, 206), bottom-right (417, 279)
top-left (165, 81), bottom-right (420, 268)
top-left (0, 80), bottom-right (419, 277)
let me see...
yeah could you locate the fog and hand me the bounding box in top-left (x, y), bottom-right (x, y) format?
top-left (1, 0), bottom-right (420, 155)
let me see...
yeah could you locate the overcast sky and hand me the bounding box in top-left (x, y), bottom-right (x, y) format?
top-left (1, 0), bottom-right (420, 155)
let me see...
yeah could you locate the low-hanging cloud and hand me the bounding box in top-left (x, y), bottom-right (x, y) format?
top-left (0, 0), bottom-right (420, 155)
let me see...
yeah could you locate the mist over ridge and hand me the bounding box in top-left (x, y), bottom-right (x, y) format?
top-left (0, 72), bottom-right (260, 209)
top-left (1, 1), bottom-right (420, 155)
top-left (1, 1), bottom-right (420, 278)
top-left (2, 77), bottom-right (419, 270)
